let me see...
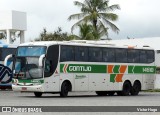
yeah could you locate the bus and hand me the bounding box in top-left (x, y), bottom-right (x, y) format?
top-left (5, 41), bottom-right (156, 97)
top-left (0, 43), bottom-right (17, 89)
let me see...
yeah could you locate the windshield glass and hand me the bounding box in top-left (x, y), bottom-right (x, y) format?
top-left (14, 57), bottom-right (43, 79)
top-left (17, 46), bottom-right (46, 57)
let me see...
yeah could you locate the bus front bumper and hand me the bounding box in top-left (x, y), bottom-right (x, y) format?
top-left (12, 84), bottom-right (44, 92)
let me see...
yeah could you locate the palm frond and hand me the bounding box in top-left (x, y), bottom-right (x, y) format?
top-left (102, 17), bottom-right (119, 34)
top-left (71, 17), bottom-right (89, 33)
top-left (97, 20), bottom-right (108, 37)
top-left (107, 4), bottom-right (120, 11)
top-left (99, 13), bottom-right (118, 21)
top-left (74, 1), bottom-right (86, 8)
top-left (68, 13), bottom-right (88, 20)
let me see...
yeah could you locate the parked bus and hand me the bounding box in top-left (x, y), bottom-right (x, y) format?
top-left (5, 41), bottom-right (156, 97)
top-left (0, 43), bottom-right (17, 89)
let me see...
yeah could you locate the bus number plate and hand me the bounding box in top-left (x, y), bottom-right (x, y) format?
top-left (22, 87), bottom-right (27, 91)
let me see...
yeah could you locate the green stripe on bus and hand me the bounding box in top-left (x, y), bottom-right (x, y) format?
top-left (110, 74), bottom-right (116, 82)
top-left (113, 65), bottom-right (120, 73)
top-left (60, 64), bottom-right (156, 74)
top-left (128, 66), bottom-right (156, 74)
top-left (16, 79), bottom-right (44, 84)
top-left (60, 64), bottom-right (107, 73)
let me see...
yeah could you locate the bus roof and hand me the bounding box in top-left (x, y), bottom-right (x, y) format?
top-left (19, 40), bottom-right (154, 50)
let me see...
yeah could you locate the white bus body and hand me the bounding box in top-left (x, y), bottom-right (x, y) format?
top-left (7, 41), bottom-right (156, 97)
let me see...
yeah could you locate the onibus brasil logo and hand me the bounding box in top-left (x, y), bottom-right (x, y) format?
top-left (0, 64), bottom-right (13, 84)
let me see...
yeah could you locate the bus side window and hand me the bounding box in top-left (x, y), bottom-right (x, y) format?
top-left (103, 48), bottom-right (115, 62)
top-left (44, 45), bottom-right (59, 77)
top-left (60, 45), bottom-right (74, 62)
top-left (140, 50), bottom-right (147, 63)
top-left (75, 46), bottom-right (88, 61)
top-left (45, 60), bottom-right (51, 73)
top-left (147, 50), bottom-right (154, 63)
top-left (89, 47), bottom-right (102, 62)
top-left (128, 49), bottom-right (139, 63)
top-left (116, 49), bottom-right (127, 63)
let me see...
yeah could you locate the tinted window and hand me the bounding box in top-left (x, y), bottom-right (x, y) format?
top-left (89, 47), bottom-right (102, 62)
top-left (140, 50), bottom-right (147, 63)
top-left (102, 48), bottom-right (115, 62)
top-left (116, 49), bottom-right (127, 63)
top-left (147, 50), bottom-right (154, 63)
top-left (75, 46), bottom-right (88, 61)
top-left (45, 45), bottom-right (59, 77)
top-left (17, 46), bottom-right (46, 57)
top-left (60, 45), bottom-right (74, 62)
top-left (0, 48), bottom-right (17, 61)
top-left (128, 49), bottom-right (139, 63)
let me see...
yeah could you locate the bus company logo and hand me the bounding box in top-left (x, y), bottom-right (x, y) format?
top-left (62, 64), bottom-right (92, 73)
top-left (108, 65), bottom-right (127, 83)
top-left (63, 64), bottom-right (68, 73)
top-left (0, 64), bottom-right (13, 84)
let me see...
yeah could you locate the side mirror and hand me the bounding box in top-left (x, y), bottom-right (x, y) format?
top-left (4, 54), bottom-right (13, 66)
top-left (39, 54), bottom-right (46, 67)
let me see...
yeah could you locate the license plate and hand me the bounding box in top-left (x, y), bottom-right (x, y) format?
top-left (22, 87), bottom-right (27, 91)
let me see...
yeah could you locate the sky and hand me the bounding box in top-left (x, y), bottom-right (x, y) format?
top-left (0, 0), bottom-right (160, 42)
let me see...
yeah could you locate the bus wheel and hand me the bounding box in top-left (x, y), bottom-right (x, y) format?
top-left (60, 82), bottom-right (69, 97)
top-left (121, 81), bottom-right (131, 96)
top-left (107, 91), bottom-right (115, 96)
top-left (131, 81), bottom-right (141, 96)
top-left (34, 92), bottom-right (42, 97)
top-left (95, 91), bottom-right (107, 96)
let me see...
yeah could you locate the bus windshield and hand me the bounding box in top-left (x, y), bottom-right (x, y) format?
top-left (14, 57), bottom-right (43, 79)
top-left (17, 46), bottom-right (46, 57)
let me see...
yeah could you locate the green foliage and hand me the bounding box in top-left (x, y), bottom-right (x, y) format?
top-left (35, 27), bottom-right (74, 41)
top-left (72, 23), bottom-right (108, 40)
top-left (68, 0), bottom-right (120, 39)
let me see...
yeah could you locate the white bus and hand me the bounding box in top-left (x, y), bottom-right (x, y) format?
top-left (0, 43), bottom-right (17, 89)
top-left (5, 41), bottom-right (156, 97)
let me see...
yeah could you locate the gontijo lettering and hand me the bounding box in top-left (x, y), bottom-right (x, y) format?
top-left (69, 66), bottom-right (91, 72)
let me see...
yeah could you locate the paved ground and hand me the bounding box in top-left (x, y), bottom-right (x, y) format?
top-left (0, 91), bottom-right (160, 115)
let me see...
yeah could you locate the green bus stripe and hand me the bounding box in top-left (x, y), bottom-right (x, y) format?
top-left (113, 65), bottom-right (120, 73)
top-left (110, 74), bottom-right (116, 82)
top-left (60, 64), bottom-right (156, 74)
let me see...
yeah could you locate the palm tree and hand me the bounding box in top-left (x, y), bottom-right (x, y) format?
top-left (72, 23), bottom-right (94, 40)
top-left (68, 0), bottom-right (120, 37)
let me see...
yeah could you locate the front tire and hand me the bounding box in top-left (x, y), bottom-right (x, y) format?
top-left (60, 82), bottom-right (69, 97)
top-left (34, 92), bottom-right (42, 97)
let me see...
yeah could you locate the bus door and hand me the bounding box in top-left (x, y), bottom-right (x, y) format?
top-left (43, 45), bottom-right (60, 92)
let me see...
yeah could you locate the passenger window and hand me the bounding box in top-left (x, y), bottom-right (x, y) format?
top-left (60, 46), bottom-right (74, 62)
top-left (103, 48), bottom-right (115, 62)
top-left (116, 49), bottom-right (127, 63)
top-left (75, 46), bottom-right (88, 61)
top-left (147, 50), bottom-right (154, 63)
top-left (140, 50), bottom-right (147, 63)
top-left (89, 47), bottom-right (102, 62)
top-left (128, 49), bottom-right (139, 63)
